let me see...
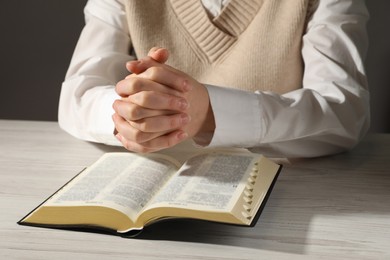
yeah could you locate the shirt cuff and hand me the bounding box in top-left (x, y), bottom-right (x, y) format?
top-left (205, 84), bottom-right (262, 148)
top-left (91, 88), bottom-right (122, 146)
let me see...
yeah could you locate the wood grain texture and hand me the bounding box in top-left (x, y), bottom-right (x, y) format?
top-left (1, 120), bottom-right (389, 260)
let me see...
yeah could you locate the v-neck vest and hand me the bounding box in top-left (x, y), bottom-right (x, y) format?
top-left (124, 0), bottom-right (316, 93)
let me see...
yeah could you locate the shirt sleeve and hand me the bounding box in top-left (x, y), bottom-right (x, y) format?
top-left (205, 0), bottom-right (370, 158)
top-left (58, 0), bottom-right (131, 146)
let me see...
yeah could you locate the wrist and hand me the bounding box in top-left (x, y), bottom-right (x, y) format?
top-left (192, 85), bottom-right (215, 146)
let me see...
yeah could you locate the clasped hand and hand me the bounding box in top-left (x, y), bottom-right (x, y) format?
top-left (112, 48), bottom-right (215, 153)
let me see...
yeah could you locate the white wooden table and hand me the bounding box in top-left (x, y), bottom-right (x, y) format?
top-left (1, 120), bottom-right (389, 259)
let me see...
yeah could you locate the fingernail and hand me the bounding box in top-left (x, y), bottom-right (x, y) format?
top-left (182, 80), bottom-right (192, 92)
top-left (180, 114), bottom-right (191, 125)
top-left (127, 60), bottom-right (140, 66)
top-left (115, 133), bottom-right (123, 142)
top-left (177, 131), bottom-right (188, 140)
top-left (178, 99), bottom-right (189, 110)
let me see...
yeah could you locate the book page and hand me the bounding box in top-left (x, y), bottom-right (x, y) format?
top-left (46, 153), bottom-right (180, 218)
top-left (147, 152), bottom-right (256, 212)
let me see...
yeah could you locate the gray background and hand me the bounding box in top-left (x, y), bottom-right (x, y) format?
top-left (0, 0), bottom-right (389, 132)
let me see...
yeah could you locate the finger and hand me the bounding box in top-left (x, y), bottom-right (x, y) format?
top-left (116, 130), bottom-right (188, 153)
top-left (148, 47), bottom-right (169, 63)
top-left (126, 56), bottom-right (162, 75)
top-left (129, 113), bottom-right (191, 133)
top-left (113, 99), bottom-right (175, 121)
top-left (112, 113), bottom-right (165, 144)
top-left (116, 76), bottom-right (183, 98)
top-left (128, 91), bottom-right (189, 111)
top-left (127, 58), bottom-right (192, 93)
top-left (126, 48), bottom-right (169, 75)
top-left (138, 66), bottom-right (192, 92)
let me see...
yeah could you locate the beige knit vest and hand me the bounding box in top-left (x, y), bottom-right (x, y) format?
top-left (124, 0), bottom-right (316, 94)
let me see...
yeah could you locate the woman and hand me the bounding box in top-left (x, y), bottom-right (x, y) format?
top-left (59, 0), bottom-right (370, 157)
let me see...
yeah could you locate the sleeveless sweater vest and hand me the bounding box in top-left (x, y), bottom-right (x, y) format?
top-left (124, 0), bottom-right (316, 94)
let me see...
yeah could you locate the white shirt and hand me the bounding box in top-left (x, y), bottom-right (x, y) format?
top-left (58, 0), bottom-right (370, 158)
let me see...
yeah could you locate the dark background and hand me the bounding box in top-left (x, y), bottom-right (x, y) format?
top-left (0, 0), bottom-right (389, 132)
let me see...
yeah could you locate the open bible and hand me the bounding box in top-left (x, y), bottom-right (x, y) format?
top-left (18, 151), bottom-right (281, 236)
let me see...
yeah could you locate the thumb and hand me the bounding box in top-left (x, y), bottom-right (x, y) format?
top-left (148, 47), bottom-right (169, 63)
top-left (126, 47), bottom-right (169, 75)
